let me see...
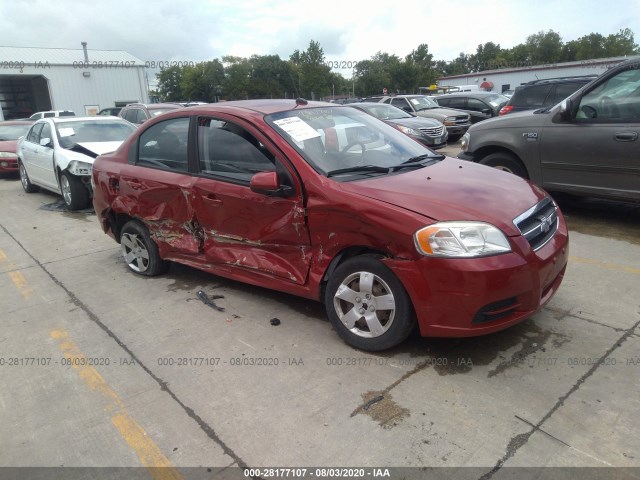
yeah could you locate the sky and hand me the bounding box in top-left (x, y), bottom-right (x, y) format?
top-left (1, 0), bottom-right (639, 78)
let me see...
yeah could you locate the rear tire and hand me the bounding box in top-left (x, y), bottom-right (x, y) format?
top-left (19, 161), bottom-right (39, 193)
top-left (480, 152), bottom-right (528, 179)
top-left (120, 220), bottom-right (169, 276)
top-left (60, 171), bottom-right (90, 210)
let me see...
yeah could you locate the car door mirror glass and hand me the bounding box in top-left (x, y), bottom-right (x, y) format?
top-left (250, 171), bottom-right (294, 197)
top-left (39, 137), bottom-right (51, 148)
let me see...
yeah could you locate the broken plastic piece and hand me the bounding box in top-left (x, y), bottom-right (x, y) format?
top-left (363, 395), bottom-right (384, 411)
top-left (196, 290), bottom-right (225, 312)
top-left (270, 318), bottom-right (281, 326)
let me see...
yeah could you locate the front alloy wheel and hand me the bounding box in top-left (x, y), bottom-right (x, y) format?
top-left (325, 256), bottom-right (415, 351)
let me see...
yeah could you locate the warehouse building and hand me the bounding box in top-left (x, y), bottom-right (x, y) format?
top-left (0, 44), bottom-right (148, 120)
top-left (437, 56), bottom-right (629, 94)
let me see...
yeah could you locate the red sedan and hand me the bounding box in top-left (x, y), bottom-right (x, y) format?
top-left (0, 120), bottom-right (33, 174)
top-left (92, 100), bottom-right (568, 351)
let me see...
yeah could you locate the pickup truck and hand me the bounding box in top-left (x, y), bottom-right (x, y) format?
top-left (458, 57), bottom-right (640, 202)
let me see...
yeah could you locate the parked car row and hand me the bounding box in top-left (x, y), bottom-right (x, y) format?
top-left (7, 58), bottom-right (637, 351)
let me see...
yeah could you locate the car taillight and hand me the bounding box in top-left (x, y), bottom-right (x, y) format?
top-left (499, 105), bottom-right (513, 115)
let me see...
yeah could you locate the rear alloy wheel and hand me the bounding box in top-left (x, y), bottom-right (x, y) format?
top-left (120, 220), bottom-right (169, 276)
top-left (325, 256), bottom-right (415, 351)
top-left (19, 161), bottom-right (39, 193)
top-left (60, 171), bottom-right (90, 210)
top-left (480, 152), bottom-right (528, 179)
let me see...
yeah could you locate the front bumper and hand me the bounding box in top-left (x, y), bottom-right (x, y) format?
top-left (384, 219), bottom-right (569, 337)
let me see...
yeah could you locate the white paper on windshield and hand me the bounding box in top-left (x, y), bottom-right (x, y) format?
top-left (409, 99), bottom-right (420, 105)
top-left (58, 127), bottom-right (75, 137)
top-left (273, 117), bottom-right (320, 142)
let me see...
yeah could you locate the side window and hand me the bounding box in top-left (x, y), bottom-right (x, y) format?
top-left (27, 123), bottom-right (44, 143)
top-left (43, 112), bottom-right (55, 118)
top-left (197, 118), bottom-right (275, 182)
top-left (138, 117), bottom-right (190, 172)
top-left (446, 97), bottom-right (466, 110)
top-left (554, 83), bottom-right (582, 104)
top-left (391, 98), bottom-right (409, 110)
top-left (39, 124), bottom-right (52, 146)
top-left (578, 69), bottom-right (640, 121)
top-left (467, 98), bottom-right (488, 112)
top-left (436, 97), bottom-right (451, 107)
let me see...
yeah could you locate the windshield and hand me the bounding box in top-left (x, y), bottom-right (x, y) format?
top-left (407, 96), bottom-right (439, 111)
top-left (0, 124), bottom-right (32, 141)
top-left (358, 104), bottom-right (412, 120)
top-left (266, 106), bottom-right (441, 180)
top-left (55, 119), bottom-right (136, 148)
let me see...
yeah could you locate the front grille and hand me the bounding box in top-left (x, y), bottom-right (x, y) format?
top-left (453, 116), bottom-right (469, 125)
top-left (513, 197), bottom-right (559, 251)
top-left (418, 125), bottom-right (445, 136)
top-left (472, 297), bottom-right (520, 324)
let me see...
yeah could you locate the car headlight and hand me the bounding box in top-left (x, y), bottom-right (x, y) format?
top-left (460, 132), bottom-right (470, 152)
top-left (396, 125), bottom-right (421, 136)
top-left (443, 116), bottom-right (457, 126)
top-left (0, 152), bottom-right (17, 158)
top-left (414, 222), bottom-right (511, 258)
top-left (68, 160), bottom-right (93, 176)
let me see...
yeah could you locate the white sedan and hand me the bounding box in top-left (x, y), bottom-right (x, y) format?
top-left (17, 116), bottom-right (136, 210)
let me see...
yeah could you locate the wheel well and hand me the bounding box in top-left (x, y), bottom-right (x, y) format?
top-left (108, 212), bottom-right (135, 243)
top-left (319, 246), bottom-right (388, 300)
top-left (473, 146), bottom-right (528, 178)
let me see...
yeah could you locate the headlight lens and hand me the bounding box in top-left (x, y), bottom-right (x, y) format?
top-left (460, 132), bottom-right (470, 152)
top-left (414, 222), bottom-right (511, 257)
top-left (396, 125), bottom-right (421, 136)
top-left (443, 116), bottom-right (456, 126)
top-left (68, 160), bottom-right (93, 176)
top-left (0, 152), bottom-right (17, 158)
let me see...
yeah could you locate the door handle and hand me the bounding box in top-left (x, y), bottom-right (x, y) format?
top-left (615, 132), bottom-right (638, 142)
top-left (204, 194), bottom-right (223, 206)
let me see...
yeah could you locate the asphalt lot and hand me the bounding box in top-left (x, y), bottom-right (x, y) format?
top-left (1, 143), bottom-right (639, 479)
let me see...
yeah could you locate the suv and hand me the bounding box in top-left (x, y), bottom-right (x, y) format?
top-left (434, 92), bottom-right (509, 123)
top-left (118, 103), bottom-right (183, 125)
top-left (499, 75), bottom-right (598, 115)
top-left (458, 57), bottom-right (640, 202)
top-left (28, 110), bottom-right (76, 120)
top-left (365, 95), bottom-right (471, 141)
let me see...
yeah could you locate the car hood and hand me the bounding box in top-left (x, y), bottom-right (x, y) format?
top-left (339, 157), bottom-right (547, 236)
top-left (386, 117), bottom-right (442, 128)
top-left (0, 140), bottom-right (18, 154)
top-left (470, 108), bottom-right (548, 132)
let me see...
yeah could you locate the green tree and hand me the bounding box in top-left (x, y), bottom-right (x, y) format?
top-left (156, 65), bottom-right (185, 101)
top-left (182, 60), bottom-right (225, 102)
top-left (526, 30), bottom-right (563, 64)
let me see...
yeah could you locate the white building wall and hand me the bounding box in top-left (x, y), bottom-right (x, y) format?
top-left (17, 64), bottom-right (148, 114)
top-left (438, 57), bottom-right (627, 92)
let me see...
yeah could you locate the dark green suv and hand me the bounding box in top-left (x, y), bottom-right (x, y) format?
top-left (458, 57), bottom-right (640, 202)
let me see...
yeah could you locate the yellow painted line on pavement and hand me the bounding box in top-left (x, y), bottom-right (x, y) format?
top-left (569, 256), bottom-right (640, 276)
top-left (0, 248), bottom-right (32, 299)
top-left (50, 329), bottom-right (183, 480)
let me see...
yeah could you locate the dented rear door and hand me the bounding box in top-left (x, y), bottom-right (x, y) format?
top-left (118, 117), bottom-right (201, 257)
top-left (191, 116), bottom-right (312, 284)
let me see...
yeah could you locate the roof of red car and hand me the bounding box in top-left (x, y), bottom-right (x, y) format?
top-left (188, 99), bottom-right (334, 115)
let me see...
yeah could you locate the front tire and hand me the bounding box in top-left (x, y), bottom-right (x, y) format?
top-left (325, 256), bottom-right (415, 351)
top-left (480, 152), bottom-right (528, 179)
top-left (60, 171), bottom-right (90, 210)
top-left (120, 220), bottom-right (169, 276)
top-left (19, 161), bottom-right (40, 193)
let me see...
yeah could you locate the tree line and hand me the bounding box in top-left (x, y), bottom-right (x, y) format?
top-left (154, 29), bottom-right (638, 101)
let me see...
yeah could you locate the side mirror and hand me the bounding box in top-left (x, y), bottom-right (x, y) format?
top-left (559, 98), bottom-right (574, 121)
top-left (481, 108), bottom-right (492, 115)
top-left (250, 171), bottom-right (294, 197)
top-left (39, 137), bottom-right (52, 148)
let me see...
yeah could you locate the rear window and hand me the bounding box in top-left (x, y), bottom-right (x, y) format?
top-left (59, 111), bottom-right (76, 117)
top-left (509, 85), bottom-right (553, 108)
